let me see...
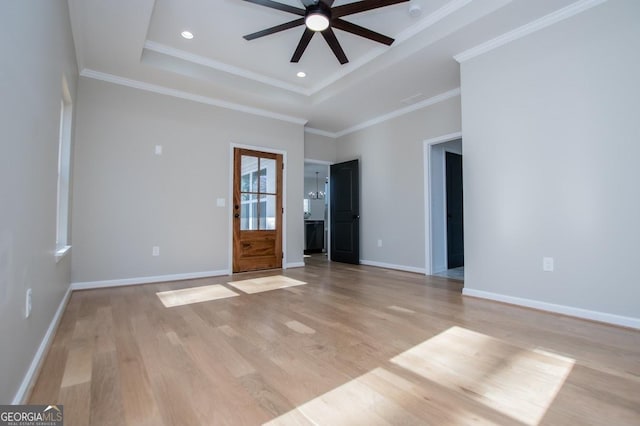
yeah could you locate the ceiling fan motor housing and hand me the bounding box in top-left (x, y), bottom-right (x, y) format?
top-left (305, 2), bottom-right (332, 31)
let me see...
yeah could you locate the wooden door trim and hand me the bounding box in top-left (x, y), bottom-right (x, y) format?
top-left (228, 143), bottom-right (288, 273)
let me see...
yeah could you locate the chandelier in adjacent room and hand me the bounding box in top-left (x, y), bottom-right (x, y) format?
top-left (308, 171), bottom-right (325, 200)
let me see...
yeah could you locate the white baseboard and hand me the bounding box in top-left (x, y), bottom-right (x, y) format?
top-left (71, 269), bottom-right (230, 290)
top-left (462, 288), bottom-right (640, 330)
top-left (12, 285), bottom-right (72, 404)
top-left (360, 260), bottom-right (426, 275)
top-left (285, 262), bottom-right (305, 269)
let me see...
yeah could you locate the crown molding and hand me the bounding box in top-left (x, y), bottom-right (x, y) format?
top-left (144, 41), bottom-right (311, 96)
top-left (311, 0), bottom-right (473, 93)
top-left (305, 88), bottom-right (461, 139)
top-left (79, 68), bottom-right (307, 125)
top-left (81, 67), bottom-right (458, 137)
top-left (454, 0), bottom-right (608, 63)
top-left (304, 127), bottom-right (339, 138)
top-left (335, 87), bottom-right (461, 138)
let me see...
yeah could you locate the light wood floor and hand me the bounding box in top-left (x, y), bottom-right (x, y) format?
top-left (30, 256), bottom-right (640, 425)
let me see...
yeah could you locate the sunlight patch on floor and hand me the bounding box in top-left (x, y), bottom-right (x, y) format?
top-left (264, 366), bottom-right (515, 425)
top-left (156, 284), bottom-right (239, 308)
top-left (266, 326), bottom-right (575, 425)
top-left (390, 326), bottom-right (575, 425)
top-left (228, 275), bottom-right (307, 294)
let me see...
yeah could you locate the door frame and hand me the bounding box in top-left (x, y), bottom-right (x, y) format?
top-left (422, 132), bottom-right (462, 276)
top-left (229, 143), bottom-right (288, 274)
top-left (304, 159), bottom-right (333, 260)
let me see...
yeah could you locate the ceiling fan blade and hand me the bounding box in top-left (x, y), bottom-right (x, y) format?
top-left (291, 28), bottom-right (315, 62)
top-left (320, 0), bottom-right (336, 6)
top-left (321, 28), bottom-right (348, 64)
top-left (332, 0), bottom-right (409, 18)
top-left (242, 0), bottom-right (305, 16)
top-left (243, 18), bottom-right (305, 40)
top-left (332, 18), bottom-right (394, 45)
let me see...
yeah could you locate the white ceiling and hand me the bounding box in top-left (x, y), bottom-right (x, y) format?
top-left (68, 0), bottom-right (584, 134)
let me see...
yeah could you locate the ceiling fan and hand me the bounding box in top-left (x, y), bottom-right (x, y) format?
top-left (242, 0), bottom-right (410, 65)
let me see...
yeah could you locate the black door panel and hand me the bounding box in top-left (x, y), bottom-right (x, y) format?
top-left (330, 160), bottom-right (360, 264)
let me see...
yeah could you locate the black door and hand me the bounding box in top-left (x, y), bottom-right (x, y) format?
top-left (446, 152), bottom-right (464, 268)
top-left (330, 159), bottom-right (359, 264)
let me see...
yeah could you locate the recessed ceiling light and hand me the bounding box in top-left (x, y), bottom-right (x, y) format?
top-left (297, 71), bottom-right (306, 78)
top-left (181, 30), bottom-right (194, 40)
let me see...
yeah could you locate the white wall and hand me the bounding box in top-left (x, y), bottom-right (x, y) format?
top-left (0, 1), bottom-right (78, 403)
top-left (336, 97), bottom-right (461, 271)
top-left (72, 78), bottom-right (304, 283)
top-left (461, 0), bottom-right (640, 323)
top-left (430, 139), bottom-right (462, 273)
top-left (304, 132), bottom-right (337, 163)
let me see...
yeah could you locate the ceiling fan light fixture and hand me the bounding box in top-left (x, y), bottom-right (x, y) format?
top-left (305, 12), bottom-right (329, 32)
top-left (181, 30), bottom-right (194, 40)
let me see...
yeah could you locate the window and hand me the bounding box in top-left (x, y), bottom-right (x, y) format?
top-left (56, 77), bottom-right (72, 260)
top-left (239, 155), bottom-right (277, 230)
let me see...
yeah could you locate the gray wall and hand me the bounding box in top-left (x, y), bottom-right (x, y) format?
top-left (72, 78), bottom-right (304, 283)
top-left (461, 0), bottom-right (640, 319)
top-left (430, 139), bottom-right (462, 273)
top-left (0, 1), bottom-right (78, 403)
top-left (336, 97), bottom-right (461, 271)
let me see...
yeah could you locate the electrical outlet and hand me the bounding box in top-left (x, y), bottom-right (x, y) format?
top-left (543, 257), bottom-right (554, 272)
top-left (152, 246), bottom-right (160, 256)
top-left (25, 288), bottom-right (32, 318)
top-left (377, 239), bottom-right (382, 247)
top-left (154, 145), bottom-right (163, 155)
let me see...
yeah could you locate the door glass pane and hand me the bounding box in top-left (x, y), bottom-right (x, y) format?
top-left (241, 194), bottom-right (258, 230)
top-left (241, 173), bottom-right (250, 193)
top-left (241, 156), bottom-right (259, 192)
top-left (260, 158), bottom-right (276, 194)
top-left (260, 195), bottom-right (276, 230)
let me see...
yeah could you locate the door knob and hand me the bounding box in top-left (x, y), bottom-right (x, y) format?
top-left (353, 215), bottom-right (360, 219)
top-left (234, 213), bottom-right (240, 218)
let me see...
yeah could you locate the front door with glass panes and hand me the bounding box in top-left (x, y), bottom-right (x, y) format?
top-left (232, 148), bottom-right (283, 272)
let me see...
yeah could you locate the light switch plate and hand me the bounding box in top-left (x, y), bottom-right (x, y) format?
top-left (154, 145), bottom-right (162, 155)
top-left (543, 257), bottom-right (554, 272)
top-left (216, 198), bottom-right (226, 207)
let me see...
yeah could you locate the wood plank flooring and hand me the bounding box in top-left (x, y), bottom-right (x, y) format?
top-left (29, 256), bottom-right (640, 425)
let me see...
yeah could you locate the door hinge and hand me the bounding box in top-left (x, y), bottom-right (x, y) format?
top-left (282, 207), bottom-right (284, 214)
top-left (282, 253), bottom-right (284, 259)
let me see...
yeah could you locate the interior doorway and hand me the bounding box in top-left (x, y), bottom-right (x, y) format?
top-left (303, 161), bottom-right (329, 261)
top-left (424, 136), bottom-right (464, 280)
